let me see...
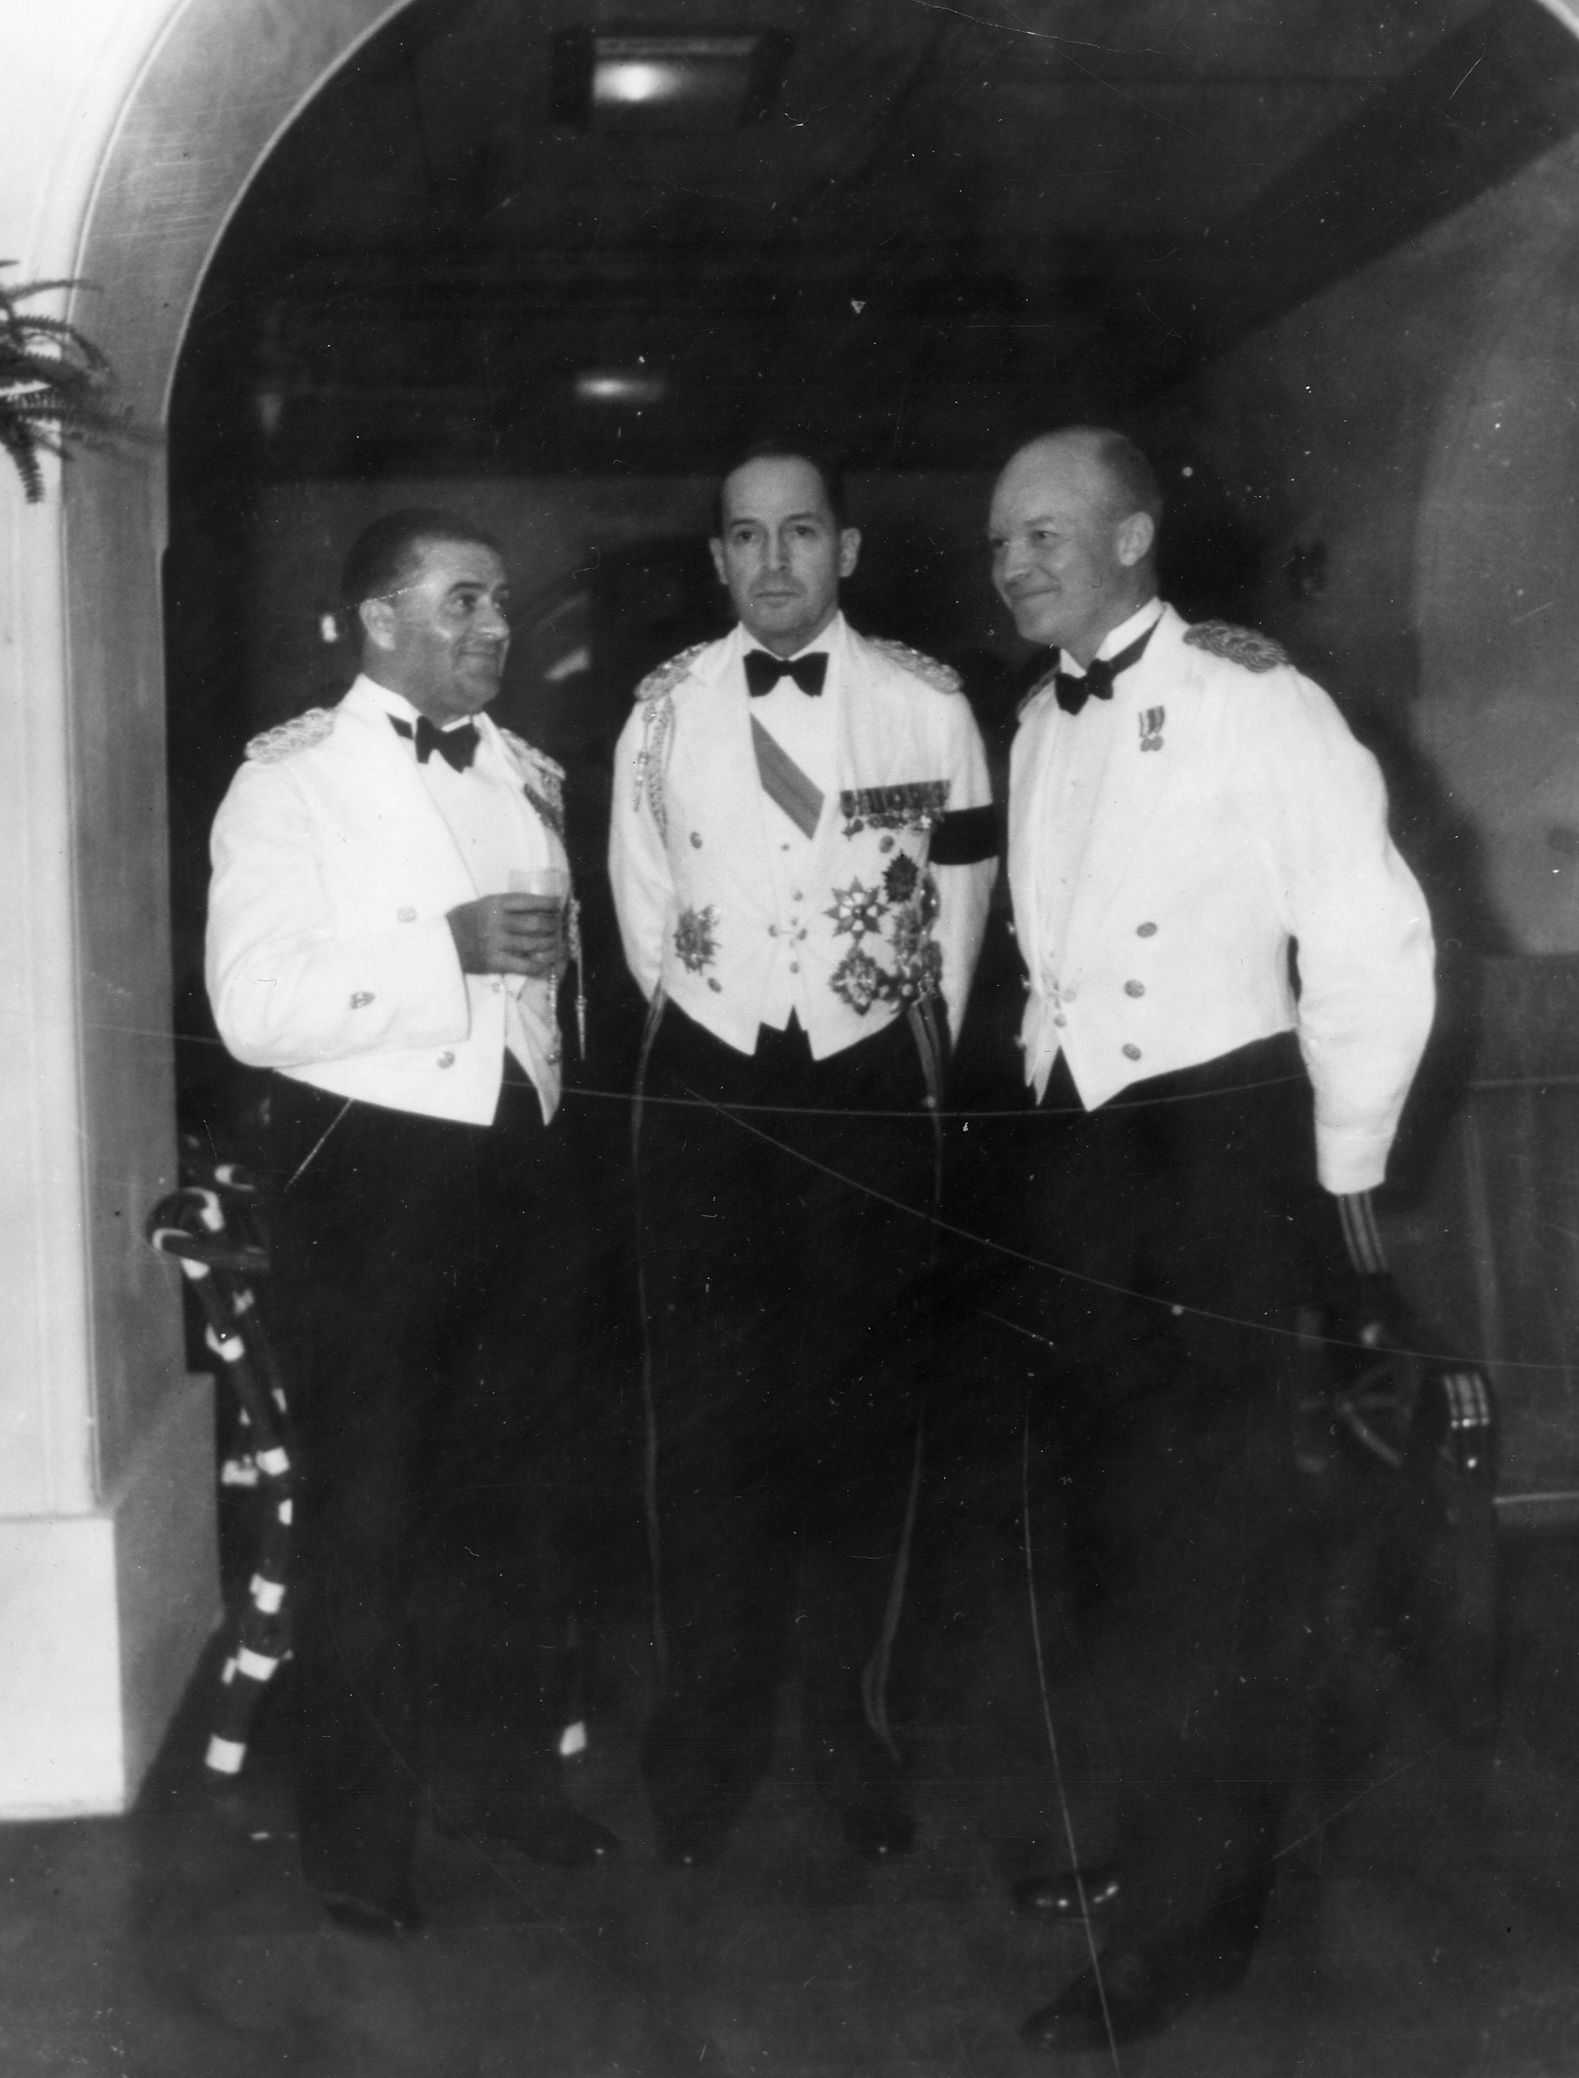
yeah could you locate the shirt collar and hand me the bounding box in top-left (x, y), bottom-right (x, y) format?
top-left (351, 673), bottom-right (420, 724)
top-left (735, 610), bottom-right (847, 668)
top-left (353, 674), bottom-right (482, 737)
top-left (1091, 597), bottom-right (1163, 666)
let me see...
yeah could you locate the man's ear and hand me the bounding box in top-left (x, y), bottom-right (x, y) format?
top-left (709, 538), bottom-right (729, 588)
top-left (359, 595), bottom-right (397, 653)
top-left (838, 526), bottom-right (862, 580)
top-left (1115, 512), bottom-right (1155, 570)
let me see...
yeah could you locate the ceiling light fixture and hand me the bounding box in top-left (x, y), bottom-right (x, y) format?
top-left (551, 28), bottom-right (793, 131)
top-left (574, 368), bottom-right (669, 407)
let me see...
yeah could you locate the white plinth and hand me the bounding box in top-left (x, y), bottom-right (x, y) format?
top-left (0, 1380), bottom-right (219, 1818)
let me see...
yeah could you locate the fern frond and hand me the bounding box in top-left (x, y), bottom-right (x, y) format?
top-left (0, 264), bottom-right (124, 502)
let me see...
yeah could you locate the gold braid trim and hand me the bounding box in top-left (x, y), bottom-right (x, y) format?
top-left (245, 708), bottom-right (336, 762)
top-left (1183, 620), bottom-right (1291, 673)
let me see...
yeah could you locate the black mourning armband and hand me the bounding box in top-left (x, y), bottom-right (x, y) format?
top-left (929, 804), bottom-right (999, 866)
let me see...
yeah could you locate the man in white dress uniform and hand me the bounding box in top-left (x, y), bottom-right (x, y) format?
top-left (609, 446), bottom-right (997, 1868)
top-left (987, 429), bottom-right (1435, 2051)
top-left (207, 509), bottom-right (616, 1936)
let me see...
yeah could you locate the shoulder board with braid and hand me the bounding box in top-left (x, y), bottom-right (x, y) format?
top-left (634, 642), bottom-right (710, 704)
top-left (868, 636), bottom-right (962, 695)
top-left (499, 727), bottom-right (567, 839)
top-left (245, 708), bottom-right (336, 762)
top-left (1183, 621), bottom-right (1291, 673)
top-left (500, 728), bottom-right (565, 797)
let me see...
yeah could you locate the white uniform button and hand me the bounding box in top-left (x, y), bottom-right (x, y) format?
top-left (397, 906), bottom-right (417, 923)
top-left (437, 1050), bottom-right (456, 1068)
top-left (1053, 1013), bottom-right (1067, 1028)
top-left (768, 924), bottom-right (780, 938)
top-left (690, 832), bottom-right (703, 848)
top-left (349, 990), bottom-right (374, 1009)
top-left (789, 961), bottom-right (800, 974)
top-left (1136, 921), bottom-right (1158, 938)
top-left (1122, 1042), bottom-right (1143, 1061)
top-left (1124, 980), bottom-right (1146, 998)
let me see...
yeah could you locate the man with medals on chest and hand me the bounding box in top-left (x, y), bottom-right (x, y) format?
top-left (987, 430), bottom-right (1435, 2050)
top-left (609, 445), bottom-right (997, 1869)
top-left (206, 509), bottom-right (616, 1937)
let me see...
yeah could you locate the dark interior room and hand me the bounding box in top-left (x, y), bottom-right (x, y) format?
top-left (10, 0), bottom-right (1579, 2070)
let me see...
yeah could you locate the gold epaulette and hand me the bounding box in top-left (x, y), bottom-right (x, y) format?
top-left (869, 636), bottom-right (962, 694)
top-left (499, 726), bottom-right (567, 838)
top-left (244, 708), bottom-right (336, 762)
top-left (1183, 621), bottom-right (1291, 673)
top-left (500, 727), bottom-right (565, 790)
top-left (634, 642), bottom-right (710, 704)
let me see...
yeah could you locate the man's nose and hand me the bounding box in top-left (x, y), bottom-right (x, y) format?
top-left (477, 597), bottom-right (510, 637)
top-left (766, 531), bottom-right (791, 570)
top-left (996, 539), bottom-right (1030, 584)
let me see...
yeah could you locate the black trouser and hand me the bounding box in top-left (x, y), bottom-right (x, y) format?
top-left (267, 1072), bottom-right (583, 1904)
top-left (634, 1006), bottom-right (936, 1826)
top-left (1003, 1038), bottom-right (1338, 1952)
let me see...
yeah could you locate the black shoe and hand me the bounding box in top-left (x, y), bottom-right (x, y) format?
top-left (320, 1888), bottom-right (424, 1941)
top-left (1011, 1862), bottom-right (1122, 1923)
top-left (1020, 1925), bottom-right (1255, 2053)
top-left (840, 1799), bottom-right (917, 1863)
top-left (480, 1795), bottom-right (621, 1868)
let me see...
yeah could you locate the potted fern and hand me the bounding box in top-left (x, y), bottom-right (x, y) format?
top-left (0, 266), bottom-right (124, 502)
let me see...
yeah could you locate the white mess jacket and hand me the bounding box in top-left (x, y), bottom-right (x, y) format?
top-left (609, 617), bottom-right (996, 1059)
top-left (1007, 604), bottom-right (1435, 1193)
top-left (206, 675), bottom-right (570, 1124)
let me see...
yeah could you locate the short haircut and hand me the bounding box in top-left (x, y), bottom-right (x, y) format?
top-left (712, 439), bottom-right (849, 534)
top-left (339, 507), bottom-right (503, 615)
top-left (1066, 426), bottom-right (1164, 529)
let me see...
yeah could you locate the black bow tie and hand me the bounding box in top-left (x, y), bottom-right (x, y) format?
top-left (390, 714), bottom-right (479, 771)
top-left (1054, 620), bottom-right (1158, 716)
top-left (744, 649), bottom-right (828, 698)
